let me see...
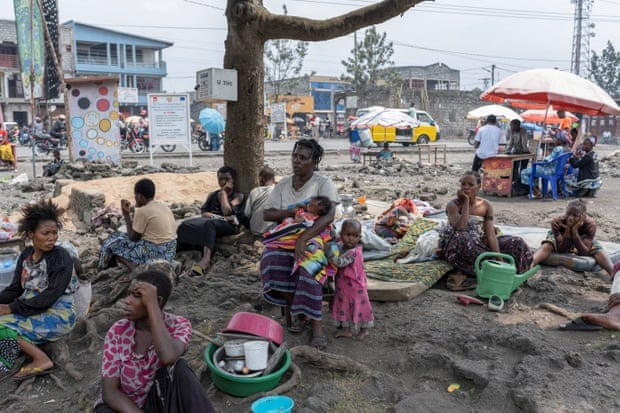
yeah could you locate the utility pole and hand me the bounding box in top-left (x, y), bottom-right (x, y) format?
top-left (353, 31), bottom-right (358, 93)
top-left (571, 0), bottom-right (594, 76)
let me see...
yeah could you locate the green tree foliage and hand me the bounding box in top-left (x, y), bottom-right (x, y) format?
top-left (341, 26), bottom-right (400, 102)
top-left (590, 41), bottom-right (620, 99)
top-left (264, 36), bottom-right (308, 102)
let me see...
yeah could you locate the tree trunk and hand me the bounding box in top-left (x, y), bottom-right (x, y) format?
top-left (223, 0), bottom-right (266, 193)
top-left (223, 0), bottom-right (427, 192)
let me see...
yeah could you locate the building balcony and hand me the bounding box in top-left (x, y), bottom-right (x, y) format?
top-left (75, 57), bottom-right (167, 77)
top-left (0, 53), bottom-right (19, 70)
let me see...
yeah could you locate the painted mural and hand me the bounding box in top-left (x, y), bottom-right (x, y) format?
top-left (67, 79), bottom-right (121, 164)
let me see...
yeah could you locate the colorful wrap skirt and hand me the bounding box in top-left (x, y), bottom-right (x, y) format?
top-left (260, 249), bottom-right (325, 320)
top-left (98, 232), bottom-right (177, 269)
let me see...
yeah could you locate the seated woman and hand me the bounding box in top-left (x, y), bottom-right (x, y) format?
top-left (177, 166), bottom-right (244, 276)
top-left (95, 270), bottom-right (213, 412)
top-left (0, 199), bottom-right (78, 380)
top-left (261, 139), bottom-right (339, 350)
top-left (567, 136), bottom-right (602, 197)
top-left (99, 179), bottom-right (177, 271)
top-left (439, 171), bottom-right (533, 290)
top-left (520, 134), bottom-right (570, 197)
top-left (0, 123), bottom-right (18, 171)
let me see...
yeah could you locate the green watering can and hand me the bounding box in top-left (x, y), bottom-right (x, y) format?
top-left (475, 252), bottom-right (540, 300)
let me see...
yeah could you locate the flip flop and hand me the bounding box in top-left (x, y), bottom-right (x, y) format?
top-left (286, 318), bottom-right (308, 334)
top-left (447, 274), bottom-right (477, 291)
top-left (182, 264), bottom-right (206, 277)
top-left (456, 295), bottom-right (485, 306)
top-left (559, 317), bottom-right (603, 331)
top-left (12, 366), bottom-right (54, 381)
top-left (311, 334), bottom-right (328, 351)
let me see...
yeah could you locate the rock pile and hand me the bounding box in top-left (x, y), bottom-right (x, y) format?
top-left (52, 159), bottom-right (201, 181)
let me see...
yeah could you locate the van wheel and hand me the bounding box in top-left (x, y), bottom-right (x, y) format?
top-left (402, 142), bottom-right (410, 147)
top-left (417, 135), bottom-right (429, 145)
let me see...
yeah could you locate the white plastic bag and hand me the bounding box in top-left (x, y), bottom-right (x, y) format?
top-left (8, 173), bottom-right (28, 186)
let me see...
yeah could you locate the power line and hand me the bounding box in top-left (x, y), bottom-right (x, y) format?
top-left (183, 0), bottom-right (225, 11)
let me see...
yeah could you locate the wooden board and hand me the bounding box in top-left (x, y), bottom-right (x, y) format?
top-left (367, 278), bottom-right (428, 302)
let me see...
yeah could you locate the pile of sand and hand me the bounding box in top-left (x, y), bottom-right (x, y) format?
top-left (52, 172), bottom-right (219, 212)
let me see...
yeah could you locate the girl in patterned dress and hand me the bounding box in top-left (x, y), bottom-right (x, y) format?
top-left (95, 270), bottom-right (213, 412)
top-left (330, 219), bottom-right (374, 340)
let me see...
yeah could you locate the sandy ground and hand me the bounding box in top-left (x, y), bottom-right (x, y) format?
top-left (0, 142), bottom-right (619, 412)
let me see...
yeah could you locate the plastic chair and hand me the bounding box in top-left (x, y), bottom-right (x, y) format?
top-left (529, 152), bottom-right (572, 200)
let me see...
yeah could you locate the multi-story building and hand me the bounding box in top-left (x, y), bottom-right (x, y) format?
top-left (0, 19), bottom-right (29, 126)
top-left (61, 20), bottom-right (172, 114)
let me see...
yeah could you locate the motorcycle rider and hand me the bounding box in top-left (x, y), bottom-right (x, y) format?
top-left (49, 114), bottom-right (67, 147)
top-left (138, 109), bottom-right (149, 138)
top-left (33, 116), bottom-right (45, 135)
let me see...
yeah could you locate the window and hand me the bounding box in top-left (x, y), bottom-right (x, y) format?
top-left (136, 76), bottom-right (160, 94)
top-left (135, 49), bottom-right (144, 63)
top-left (417, 113), bottom-right (431, 123)
top-left (110, 44), bottom-right (118, 65)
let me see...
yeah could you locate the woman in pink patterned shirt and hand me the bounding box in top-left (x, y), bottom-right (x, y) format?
top-left (94, 270), bottom-right (213, 412)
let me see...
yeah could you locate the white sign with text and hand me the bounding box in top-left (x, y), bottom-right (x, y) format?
top-left (196, 68), bottom-right (238, 101)
top-left (147, 93), bottom-right (191, 145)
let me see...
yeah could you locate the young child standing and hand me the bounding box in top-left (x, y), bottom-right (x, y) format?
top-left (531, 200), bottom-right (620, 278)
top-left (330, 219), bottom-right (374, 340)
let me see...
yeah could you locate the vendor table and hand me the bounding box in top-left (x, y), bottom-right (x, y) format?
top-left (361, 143), bottom-right (447, 166)
top-left (481, 154), bottom-right (535, 197)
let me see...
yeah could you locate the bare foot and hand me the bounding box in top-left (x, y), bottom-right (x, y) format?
top-left (356, 329), bottom-right (369, 341)
top-left (582, 305), bottom-right (620, 331)
top-left (13, 359), bottom-right (54, 378)
top-left (335, 330), bottom-right (353, 338)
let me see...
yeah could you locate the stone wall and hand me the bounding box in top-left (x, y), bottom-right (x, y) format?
top-left (426, 90), bottom-right (484, 138)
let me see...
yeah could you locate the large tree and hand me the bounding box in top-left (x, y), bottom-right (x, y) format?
top-left (224, 0), bottom-right (428, 192)
top-left (590, 41), bottom-right (620, 99)
top-left (341, 26), bottom-right (400, 105)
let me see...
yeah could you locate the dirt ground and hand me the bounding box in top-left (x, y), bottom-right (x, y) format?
top-left (0, 143), bottom-right (619, 412)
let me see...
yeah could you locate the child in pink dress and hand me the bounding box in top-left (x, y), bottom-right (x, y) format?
top-left (330, 219), bottom-right (374, 340)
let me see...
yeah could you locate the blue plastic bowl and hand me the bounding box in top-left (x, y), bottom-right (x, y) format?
top-left (251, 395), bottom-right (295, 413)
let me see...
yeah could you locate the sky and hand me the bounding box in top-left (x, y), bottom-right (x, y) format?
top-left (1, 0), bottom-right (620, 94)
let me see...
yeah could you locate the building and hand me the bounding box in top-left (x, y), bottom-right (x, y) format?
top-left (395, 62), bottom-right (460, 92)
top-left (0, 19), bottom-right (29, 126)
top-left (1, 19), bottom-right (173, 124)
top-left (61, 21), bottom-right (172, 113)
top-left (265, 75), bottom-right (349, 120)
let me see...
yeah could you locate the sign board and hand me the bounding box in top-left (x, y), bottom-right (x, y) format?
top-left (346, 96), bottom-right (358, 109)
top-left (196, 68), bottom-right (238, 101)
top-left (147, 93), bottom-right (191, 145)
top-left (270, 103), bottom-right (286, 123)
top-left (118, 87), bottom-right (139, 103)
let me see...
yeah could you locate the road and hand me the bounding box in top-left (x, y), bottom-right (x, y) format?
top-left (3, 137), bottom-right (617, 178)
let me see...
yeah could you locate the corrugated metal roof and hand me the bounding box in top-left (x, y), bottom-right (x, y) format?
top-left (0, 19), bottom-right (17, 44)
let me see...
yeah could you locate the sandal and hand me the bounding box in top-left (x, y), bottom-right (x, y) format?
top-left (287, 317), bottom-right (308, 334)
top-left (311, 334), bottom-right (328, 351)
top-left (183, 264), bottom-right (206, 277)
top-left (446, 273), bottom-right (477, 291)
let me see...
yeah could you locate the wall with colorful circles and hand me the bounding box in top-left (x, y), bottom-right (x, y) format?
top-left (67, 79), bottom-right (121, 164)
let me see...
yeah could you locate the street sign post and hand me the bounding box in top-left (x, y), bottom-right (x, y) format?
top-left (196, 68), bottom-right (238, 101)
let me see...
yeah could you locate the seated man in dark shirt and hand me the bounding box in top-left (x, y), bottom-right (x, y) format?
top-left (568, 136), bottom-right (601, 197)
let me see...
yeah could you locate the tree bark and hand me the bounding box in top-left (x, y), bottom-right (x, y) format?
top-left (224, 0), bottom-right (428, 192)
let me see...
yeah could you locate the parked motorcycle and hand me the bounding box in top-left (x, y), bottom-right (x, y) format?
top-left (466, 128), bottom-right (476, 146)
top-left (196, 129), bottom-right (211, 151)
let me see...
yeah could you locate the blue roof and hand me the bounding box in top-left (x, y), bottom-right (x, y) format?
top-left (62, 20), bottom-right (173, 48)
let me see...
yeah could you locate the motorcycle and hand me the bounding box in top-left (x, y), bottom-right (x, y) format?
top-left (466, 128), bottom-right (476, 146)
top-left (121, 127), bottom-right (146, 153)
top-left (130, 126), bottom-right (176, 153)
top-left (33, 133), bottom-right (61, 155)
top-left (196, 129), bottom-right (211, 151)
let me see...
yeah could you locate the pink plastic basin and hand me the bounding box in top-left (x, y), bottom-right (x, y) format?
top-left (221, 312), bottom-right (283, 345)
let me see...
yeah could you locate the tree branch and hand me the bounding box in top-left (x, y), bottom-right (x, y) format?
top-left (259, 0), bottom-right (430, 40)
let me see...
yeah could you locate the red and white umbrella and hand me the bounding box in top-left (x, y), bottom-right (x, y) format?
top-left (351, 109), bottom-right (418, 129)
top-left (481, 68), bottom-right (620, 116)
top-left (521, 108), bottom-right (579, 124)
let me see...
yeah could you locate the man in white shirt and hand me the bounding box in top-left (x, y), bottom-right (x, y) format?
top-left (472, 114), bottom-right (503, 172)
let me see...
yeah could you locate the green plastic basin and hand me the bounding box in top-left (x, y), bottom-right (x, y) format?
top-left (204, 343), bottom-right (291, 397)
